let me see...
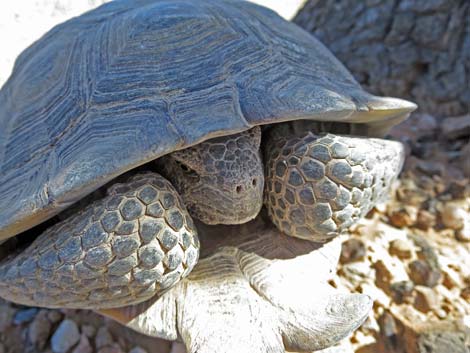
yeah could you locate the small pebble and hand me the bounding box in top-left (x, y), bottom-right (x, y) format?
top-left (0, 305), bottom-right (15, 331)
top-left (129, 347), bottom-right (148, 353)
top-left (13, 308), bottom-right (38, 325)
top-left (387, 206), bottom-right (417, 228)
top-left (170, 342), bottom-right (187, 353)
top-left (461, 287), bottom-right (470, 301)
top-left (435, 308), bottom-right (447, 319)
top-left (72, 334), bottom-right (93, 353)
top-left (47, 310), bottom-right (63, 324)
top-left (416, 209), bottom-right (436, 230)
top-left (414, 285), bottom-right (439, 313)
top-left (390, 281), bottom-right (414, 304)
top-left (81, 324), bottom-right (96, 338)
top-left (416, 160), bottom-right (444, 176)
top-left (456, 221), bottom-right (470, 242)
top-left (97, 344), bottom-right (124, 353)
top-left (340, 238), bottom-right (366, 264)
top-left (95, 327), bottom-right (114, 349)
top-left (409, 260), bottom-right (441, 287)
top-left (440, 203), bottom-right (466, 230)
top-left (51, 319), bottom-right (80, 353)
top-left (446, 179), bottom-right (470, 199)
top-left (28, 310), bottom-right (52, 349)
top-left (389, 239), bottom-right (414, 259)
top-left (378, 312), bottom-right (397, 338)
top-left (441, 114), bottom-right (470, 139)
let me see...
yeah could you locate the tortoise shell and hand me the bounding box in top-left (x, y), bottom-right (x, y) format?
top-left (0, 0), bottom-right (415, 240)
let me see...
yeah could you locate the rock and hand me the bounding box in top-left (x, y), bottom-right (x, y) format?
top-left (340, 238), bottom-right (366, 264)
top-left (440, 202), bottom-right (467, 230)
top-left (409, 260), bottom-right (441, 287)
top-left (129, 347), bottom-right (148, 353)
top-left (388, 306), bottom-right (470, 353)
top-left (51, 319), bottom-right (81, 353)
top-left (441, 115), bottom-right (470, 139)
top-left (416, 160), bottom-right (445, 177)
top-left (0, 305), bottom-right (15, 331)
top-left (389, 238), bottom-right (414, 259)
top-left (360, 312), bottom-right (380, 334)
top-left (417, 329), bottom-right (470, 353)
top-left (387, 205), bottom-right (417, 228)
top-left (170, 342), bottom-right (187, 353)
top-left (295, 0), bottom-right (469, 118)
top-left (97, 344), bottom-right (124, 353)
top-left (95, 327), bottom-right (114, 349)
top-left (442, 266), bottom-right (463, 289)
top-left (81, 324), bottom-right (96, 338)
top-left (72, 334), bottom-right (93, 353)
top-left (462, 142), bottom-right (470, 178)
top-left (434, 308), bottom-right (447, 320)
top-left (378, 312), bottom-right (398, 339)
top-left (374, 258), bottom-right (409, 291)
top-left (390, 281), bottom-right (415, 304)
top-left (414, 286), bottom-right (439, 313)
top-left (388, 113), bottom-right (438, 144)
top-left (28, 310), bottom-right (52, 349)
top-left (456, 220), bottom-right (470, 242)
top-left (340, 261), bottom-right (374, 287)
top-left (13, 308), bottom-right (38, 325)
top-left (446, 179), bottom-right (470, 199)
top-left (461, 287), bottom-right (470, 301)
top-left (47, 310), bottom-right (63, 324)
top-left (416, 209), bottom-right (436, 230)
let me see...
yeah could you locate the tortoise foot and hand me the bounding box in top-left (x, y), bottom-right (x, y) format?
top-left (0, 173), bottom-right (199, 309)
top-left (100, 220), bottom-right (372, 353)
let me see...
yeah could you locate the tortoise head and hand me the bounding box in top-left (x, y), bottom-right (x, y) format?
top-left (158, 127), bottom-right (264, 225)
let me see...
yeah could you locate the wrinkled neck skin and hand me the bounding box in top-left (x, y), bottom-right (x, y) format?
top-left (157, 126), bottom-right (264, 225)
top-left (263, 120), bottom-right (365, 143)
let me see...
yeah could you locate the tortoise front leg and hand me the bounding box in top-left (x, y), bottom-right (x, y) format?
top-left (264, 131), bottom-right (404, 242)
top-left (0, 173), bottom-right (199, 309)
top-left (100, 219), bottom-right (371, 353)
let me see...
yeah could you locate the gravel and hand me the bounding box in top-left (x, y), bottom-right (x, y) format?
top-left (51, 319), bottom-right (81, 353)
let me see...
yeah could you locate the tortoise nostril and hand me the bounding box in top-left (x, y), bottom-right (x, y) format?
top-left (236, 185), bottom-right (242, 194)
top-left (252, 178), bottom-right (257, 187)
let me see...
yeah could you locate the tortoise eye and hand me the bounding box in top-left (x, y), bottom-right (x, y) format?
top-left (180, 163), bottom-right (191, 172)
top-left (176, 161), bottom-right (199, 180)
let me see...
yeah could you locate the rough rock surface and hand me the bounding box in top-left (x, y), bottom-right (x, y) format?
top-left (294, 0), bottom-right (470, 118)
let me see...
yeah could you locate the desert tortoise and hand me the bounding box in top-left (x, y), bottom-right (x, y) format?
top-left (0, 0), bottom-right (416, 351)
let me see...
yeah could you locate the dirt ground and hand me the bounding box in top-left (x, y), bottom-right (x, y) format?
top-left (0, 2), bottom-right (469, 353)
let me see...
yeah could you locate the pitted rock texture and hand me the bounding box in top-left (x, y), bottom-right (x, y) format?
top-left (0, 173), bottom-right (199, 309)
top-left (294, 0), bottom-right (470, 118)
